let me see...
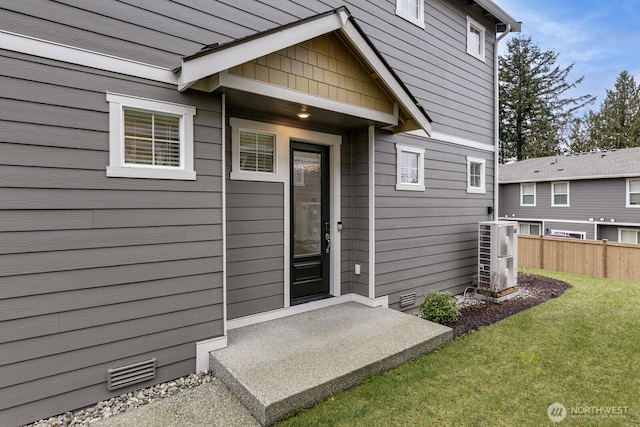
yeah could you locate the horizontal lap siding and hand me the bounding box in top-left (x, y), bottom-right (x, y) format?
top-left (341, 138), bottom-right (354, 293)
top-left (0, 52), bottom-right (224, 426)
top-left (374, 132), bottom-right (494, 310)
top-left (351, 128), bottom-right (369, 297)
top-left (225, 131), bottom-right (285, 319)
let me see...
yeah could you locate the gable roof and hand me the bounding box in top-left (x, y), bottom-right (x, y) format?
top-left (500, 147), bottom-right (640, 183)
top-left (177, 7), bottom-right (433, 134)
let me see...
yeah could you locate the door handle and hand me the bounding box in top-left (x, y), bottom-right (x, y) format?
top-left (325, 232), bottom-right (331, 254)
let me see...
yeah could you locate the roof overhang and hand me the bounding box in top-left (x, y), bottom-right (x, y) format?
top-left (472, 0), bottom-right (522, 32)
top-left (177, 8), bottom-right (432, 135)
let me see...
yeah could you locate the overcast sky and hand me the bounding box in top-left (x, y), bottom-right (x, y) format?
top-left (494, 0), bottom-right (640, 113)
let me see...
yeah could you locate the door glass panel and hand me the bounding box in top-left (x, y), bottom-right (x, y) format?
top-left (293, 151), bottom-right (322, 256)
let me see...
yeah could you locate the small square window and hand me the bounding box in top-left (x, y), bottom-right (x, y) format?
top-left (396, 144), bottom-right (425, 191)
top-left (626, 179), bottom-right (640, 207)
top-left (466, 157), bottom-right (486, 193)
top-left (520, 183), bottom-right (536, 206)
top-left (552, 182), bottom-right (569, 206)
top-left (239, 130), bottom-right (275, 173)
top-left (106, 92), bottom-right (196, 180)
top-left (466, 16), bottom-right (486, 62)
top-left (396, 0), bottom-right (424, 28)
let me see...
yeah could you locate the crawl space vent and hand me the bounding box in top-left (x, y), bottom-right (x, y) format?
top-left (400, 292), bottom-right (416, 307)
top-left (107, 358), bottom-right (156, 391)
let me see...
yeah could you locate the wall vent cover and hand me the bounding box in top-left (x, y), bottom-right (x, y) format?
top-left (107, 358), bottom-right (156, 391)
top-left (400, 292), bottom-right (416, 307)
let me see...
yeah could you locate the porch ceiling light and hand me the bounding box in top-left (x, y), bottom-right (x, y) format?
top-left (296, 112), bottom-right (311, 119)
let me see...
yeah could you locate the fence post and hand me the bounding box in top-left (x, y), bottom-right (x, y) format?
top-left (602, 239), bottom-right (608, 278)
top-left (539, 234), bottom-right (544, 269)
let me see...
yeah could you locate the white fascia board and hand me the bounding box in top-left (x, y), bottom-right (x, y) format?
top-left (178, 10), bottom-right (349, 91)
top-left (473, 0), bottom-right (522, 32)
top-left (0, 30), bottom-right (176, 84)
top-left (220, 72), bottom-right (398, 125)
top-left (500, 173), bottom-right (640, 184)
top-left (408, 129), bottom-right (495, 152)
top-left (338, 21), bottom-right (432, 136)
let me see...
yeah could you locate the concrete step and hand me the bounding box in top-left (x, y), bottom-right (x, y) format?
top-left (210, 302), bottom-right (452, 426)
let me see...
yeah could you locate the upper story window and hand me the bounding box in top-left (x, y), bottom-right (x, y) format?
top-left (396, 0), bottom-right (425, 29)
top-left (520, 183), bottom-right (536, 206)
top-left (519, 222), bottom-right (541, 236)
top-left (396, 144), bottom-right (425, 191)
top-left (551, 182), bottom-right (569, 206)
top-left (626, 179), bottom-right (640, 207)
top-left (466, 157), bottom-right (486, 194)
top-left (106, 92), bottom-right (196, 180)
top-left (466, 16), bottom-right (486, 62)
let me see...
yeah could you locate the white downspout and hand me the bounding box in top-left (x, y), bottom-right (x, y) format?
top-left (494, 24), bottom-right (511, 221)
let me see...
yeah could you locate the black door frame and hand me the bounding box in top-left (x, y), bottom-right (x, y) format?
top-left (289, 141), bottom-right (331, 303)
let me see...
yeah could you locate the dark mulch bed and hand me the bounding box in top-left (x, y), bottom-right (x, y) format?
top-left (450, 273), bottom-right (571, 337)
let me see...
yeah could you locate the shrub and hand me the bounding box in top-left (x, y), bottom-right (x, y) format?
top-left (419, 291), bottom-right (459, 324)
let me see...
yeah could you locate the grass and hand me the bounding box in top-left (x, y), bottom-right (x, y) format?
top-left (278, 269), bottom-right (640, 426)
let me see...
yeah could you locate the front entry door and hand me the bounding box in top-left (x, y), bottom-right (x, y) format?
top-left (290, 142), bottom-right (330, 303)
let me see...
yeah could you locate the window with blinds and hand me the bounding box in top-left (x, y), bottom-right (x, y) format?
top-left (552, 182), bottom-right (569, 206)
top-left (399, 151), bottom-right (419, 184)
top-left (466, 156), bottom-right (485, 193)
top-left (238, 130), bottom-right (275, 173)
top-left (521, 183), bottom-right (536, 206)
top-left (466, 16), bottom-right (486, 62)
top-left (124, 109), bottom-right (181, 167)
top-left (106, 92), bottom-right (196, 180)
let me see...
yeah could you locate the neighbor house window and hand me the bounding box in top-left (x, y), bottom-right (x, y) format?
top-left (466, 16), bottom-right (486, 62)
top-left (550, 229), bottom-right (585, 239)
top-left (551, 182), bottom-right (569, 206)
top-left (519, 223), bottom-right (541, 236)
top-left (626, 179), bottom-right (640, 207)
top-left (466, 157), bottom-right (486, 193)
top-left (620, 228), bottom-right (640, 244)
top-left (396, 144), bottom-right (425, 191)
top-left (520, 183), bottom-right (536, 206)
top-left (395, 0), bottom-right (424, 28)
top-left (106, 92), bottom-right (196, 180)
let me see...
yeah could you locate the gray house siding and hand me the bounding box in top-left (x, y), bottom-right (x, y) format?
top-left (0, 51), bottom-right (224, 426)
top-left (374, 132), bottom-right (494, 310)
top-left (1, 0), bottom-right (497, 148)
top-left (350, 128), bottom-right (370, 297)
top-left (500, 178), bottom-right (640, 242)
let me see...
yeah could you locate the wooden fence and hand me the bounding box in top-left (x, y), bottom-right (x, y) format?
top-left (518, 235), bottom-right (640, 282)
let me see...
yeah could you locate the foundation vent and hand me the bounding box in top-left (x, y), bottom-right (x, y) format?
top-left (107, 358), bottom-right (156, 391)
top-left (400, 292), bottom-right (416, 307)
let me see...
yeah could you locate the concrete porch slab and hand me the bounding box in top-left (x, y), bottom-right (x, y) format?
top-left (209, 302), bottom-right (452, 426)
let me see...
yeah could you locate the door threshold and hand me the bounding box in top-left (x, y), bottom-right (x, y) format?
top-left (291, 294), bottom-right (333, 306)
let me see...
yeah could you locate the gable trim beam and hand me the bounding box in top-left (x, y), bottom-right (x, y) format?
top-left (177, 10), bottom-right (349, 91)
top-left (0, 30), bottom-right (176, 84)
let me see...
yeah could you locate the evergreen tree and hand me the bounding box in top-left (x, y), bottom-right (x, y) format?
top-left (584, 71), bottom-right (640, 150)
top-left (499, 35), bottom-right (595, 162)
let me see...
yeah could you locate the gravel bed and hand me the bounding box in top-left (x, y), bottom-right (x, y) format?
top-left (23, 372), bottom-right (215, 427)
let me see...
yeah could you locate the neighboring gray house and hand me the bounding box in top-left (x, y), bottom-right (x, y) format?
top-left (500, 148), bottom-right (640, 243)
top-left (0, 1), bottom-right (520, 425)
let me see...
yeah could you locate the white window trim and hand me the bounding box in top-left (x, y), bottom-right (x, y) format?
top-left (520, 183), bottom-right (536, 206)
top-left (619, 228), bottom-right (640, 244)
top-left (466, 156), bottom-right (486, 194)
top-left (106, 92), bottom-right (196, 180)
top-left (229, 118), bottom-right (289, 182)
top-left (626, 178), bottom-right (640, 208)
top-left (466, 16), bottom-right (486, 62)
top-left (395, 0), bottom-right (425, 29)
top-left (550, 229), bottom-right (586, 240)
top-left (551, 181), bottom-right (570, 207)
top-left (395, 144), bottom-right (425, 191)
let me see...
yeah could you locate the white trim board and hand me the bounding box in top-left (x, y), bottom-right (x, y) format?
top-left (505, 216), bottom-right (640, 228)
top-left (0, 30), bottom-right (176, 84)
top-left (195, 335), bottom-right (227, 373)
top-left (408, 129), bottom-right (495, 152)
top-left (227, 293), bottom-right (389, 330)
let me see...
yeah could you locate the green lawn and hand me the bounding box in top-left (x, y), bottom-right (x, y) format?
top-left (278, 269), bottom-right (640, 426)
